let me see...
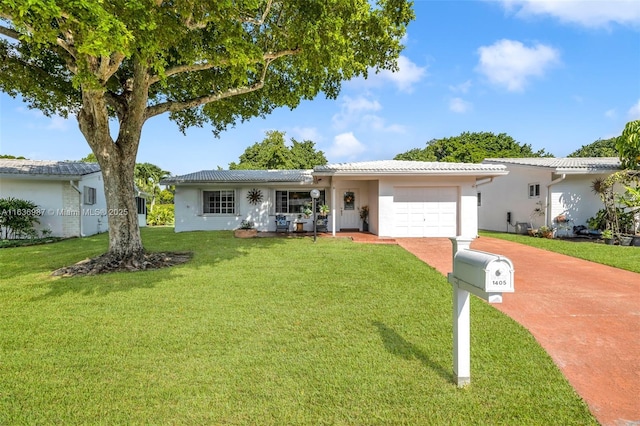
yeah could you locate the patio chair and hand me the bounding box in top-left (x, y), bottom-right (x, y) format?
top-left (275, 215), bottom-right (290, 233)
top-left (315, 216), bottom-right (328, 233)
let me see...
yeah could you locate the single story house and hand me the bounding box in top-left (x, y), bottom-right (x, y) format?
top-left (478, 157), bottom-right (622, 236)
top-left (0, 159), bottom-right (147, 238)
top-left (162, 160), bottom-right (508, 238)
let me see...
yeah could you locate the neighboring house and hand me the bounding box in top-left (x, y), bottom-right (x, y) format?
top-left (162, 160), bottom-right (507, 238)
top-left (0, 159), bottom-right (147, 238)
top-left (479, 157), bottom-right (622, 236)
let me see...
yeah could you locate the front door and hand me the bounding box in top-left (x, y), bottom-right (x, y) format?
top-left (340, 190), bottom-right (360, 230)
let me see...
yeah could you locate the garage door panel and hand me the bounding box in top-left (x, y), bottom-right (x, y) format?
top-left (393, 187), bottom-right (457, 237)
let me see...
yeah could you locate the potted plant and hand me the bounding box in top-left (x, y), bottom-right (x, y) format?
top-left (234, 219), bottom-right (257, 238)
top-left (601, 229), bottom-right (613, 245)
top-left (359, 205), bottom-right (369, 232)
top-left (538, 225), bottom-right (554, 239)
top-left (319, 204), bottom-right (330, 216)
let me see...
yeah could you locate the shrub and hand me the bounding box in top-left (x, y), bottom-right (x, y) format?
top-left (0, 197), bottom-right (42, 239)
top-left (147, 204), bottom-right (174, 226)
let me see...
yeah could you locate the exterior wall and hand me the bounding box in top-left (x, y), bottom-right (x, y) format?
top-left (331, 179), bottom-right (371, 231)
top-left (478, 165), bottom-right (551, 233)
top-left (549, 174), bottom-right (608, 237)
top-left (0, 173), bottom-right (107, 238)
top-left (0, 178), bottom-right (67, 237)
top-left (376, 175), bottom-right (478, 238)
top-left (79, 172), bottom-right (108, 236)
top-left (173, 184), bottom-right (331, 233)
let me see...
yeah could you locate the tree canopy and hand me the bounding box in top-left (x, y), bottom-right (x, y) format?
top-left (394, 132), bottom-right (552, 163)
top-left (229, 130), bottom-right (327, 170)
top-left (618, 120), bottom-right (640, 170)
top-left (567, 137), bottom-right (619, 158)
top-left (0, 0), bottom-right (413, 266)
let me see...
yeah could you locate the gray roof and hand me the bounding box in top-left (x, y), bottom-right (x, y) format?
top-left (483, 157), bottom-right (621, 173)
top-left (161, 169), bottom-right (314, 185)
top-left (0, 159), bottom-right (101, 177)
top-left (314, 160), bottom-right (507, 175)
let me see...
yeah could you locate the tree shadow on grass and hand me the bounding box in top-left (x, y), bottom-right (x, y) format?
top-left (31, 231), bottom-right (292, 299)
top-left (373, 321), bottom-right (452, 383)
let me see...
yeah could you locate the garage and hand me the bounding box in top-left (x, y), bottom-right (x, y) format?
top-left (393, 187), bottom-right (457, 237)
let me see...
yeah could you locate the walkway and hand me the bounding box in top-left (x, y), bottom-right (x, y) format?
top-left (388, 236), bottom-right (640, 426)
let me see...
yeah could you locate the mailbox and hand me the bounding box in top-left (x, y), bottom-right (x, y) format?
top-left (453, 249), bottom-right (514, 293)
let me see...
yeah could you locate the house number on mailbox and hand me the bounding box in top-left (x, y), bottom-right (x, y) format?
top-left (492, 267), bottom-right (508, 286)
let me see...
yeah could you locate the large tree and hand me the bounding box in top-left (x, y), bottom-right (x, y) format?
top-left (1, 1), bottom-right (413, 266)
top-left (394, 131), bottom-right (552, 163)
top-left (617, 120), bottom-right (640, 170)
top-left (568, 137), bottom-right (619, 158)
top-left (229, 130), bottom-right (326, 169)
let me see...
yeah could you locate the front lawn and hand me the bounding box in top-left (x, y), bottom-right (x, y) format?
top-left (480, 230), bottom-right (640, 273)
top-left (0, 228), bottom-right (596, 424)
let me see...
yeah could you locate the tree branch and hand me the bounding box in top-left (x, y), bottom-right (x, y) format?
top-left (149, 60), bottom-right (229, 85)
top-left (145, 62), bottom-right (270, 120)
top-left (0, 25), bottom-right (20, 40)
top-left (241, 0), bottom-right (273, 26)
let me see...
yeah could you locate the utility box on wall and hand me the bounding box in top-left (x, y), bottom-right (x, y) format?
top-left (453, 249), bottom-right (514, 294)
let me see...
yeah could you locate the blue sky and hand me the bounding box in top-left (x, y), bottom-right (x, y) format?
top-left (1, 0), bottom-right (639, 176)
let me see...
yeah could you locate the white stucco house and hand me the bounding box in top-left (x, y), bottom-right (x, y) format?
top-left (162, 160), bottom-right (508, 238)
top-left (478, 157), bottom-right (622, 236)
top-left (0, 159), bottom-right (147, 238)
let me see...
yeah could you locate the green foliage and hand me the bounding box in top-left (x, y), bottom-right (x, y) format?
top-left (617, 120), bottom-right (640, 170)
top-left (568, 137), bottom-right (619, 157)
top-left (157, 188), bottom-right (174, 205)
top-left (0, 154), bottom-right (27, 159)
top-left (146, 204), bottom-right (174, 226)
top-left (0, 197), bottom-right (41, 239)
top-left (79, 153), bottom-right (97, 162)
top-left (394, 132), bottom-right (553, 163)
top-left (1, 0), bottom-right (414, 133)
top-left (229, 130), bottom-right (327, 169)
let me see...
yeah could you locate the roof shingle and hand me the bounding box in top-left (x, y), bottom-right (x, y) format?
top-left (0, 159), bottom-right (101, 176)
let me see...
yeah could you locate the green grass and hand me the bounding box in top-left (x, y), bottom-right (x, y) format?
top-left (0, 228), bottom-right (596, 425)
top-left (480, 230), bottom-right (640, 273)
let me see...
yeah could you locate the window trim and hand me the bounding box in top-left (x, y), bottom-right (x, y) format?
top-left (84, 186), bottom-right (97, 205)
top-left (528, 183), bottom-right (540, 198)
top-left (202, 189), bottom-right (236, 215)
top-left (274, 189), bottom-right (327, 215)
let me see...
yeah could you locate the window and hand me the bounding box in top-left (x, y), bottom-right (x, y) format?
top-left (528, 183), bottom-right (540, 198)
top-left (135, 197), bottom-right (147, 215)
top-left (84, 186), bottom-right (96, 205)
top-left (477, 192), bottom-right (482, 207)
top-left (275, 190), bottom-right (326, 214)
top-left (203, 190), bottom-right (235, 214)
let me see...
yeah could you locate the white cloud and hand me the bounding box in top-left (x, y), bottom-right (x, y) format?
top-left (476, 39), bottom-right (560, 92)
top-left (353, 55), bottom-right (428, 93)
top-left (628, 99), bottom-right (640, 119)
top-left (449, 98), bottom-right (472, 114)
top-left (289, 126), bottom-right (322, 142)
top-left (332, 95), bottom-right (381, 129)
top-left (449, 80), bottom-right (472, 94)
top-left (497, 0), bottom-right (640, 28)
top-left (604, 109), bottom-right (617, 119)
top-left (361, 115), bottom-right (406, 133)
top-left (327, 132), bottom-right (366, 159)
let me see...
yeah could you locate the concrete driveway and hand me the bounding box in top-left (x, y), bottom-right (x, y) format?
top-left (395, 236), bottom-right (640, 426)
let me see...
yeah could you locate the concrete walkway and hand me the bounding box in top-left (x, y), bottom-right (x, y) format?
top-left (390, 236), bottom-right (640, 426)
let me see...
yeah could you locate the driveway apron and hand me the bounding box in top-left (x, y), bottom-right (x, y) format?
top-left (395, 236), bottom-right (640, 426)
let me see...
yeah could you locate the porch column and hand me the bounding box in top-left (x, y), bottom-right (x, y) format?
top-left (331, 185), bottom-right (337, 236)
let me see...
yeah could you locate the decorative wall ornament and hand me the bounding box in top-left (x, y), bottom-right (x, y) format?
top-left (247, 188), bottom-right (263, 205)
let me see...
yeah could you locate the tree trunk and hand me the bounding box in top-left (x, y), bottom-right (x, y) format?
top-left (77, 87), bottom-right (146, 261)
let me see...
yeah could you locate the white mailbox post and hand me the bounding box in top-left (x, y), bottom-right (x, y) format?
top-left (447, 237), bottom-right (515, 387)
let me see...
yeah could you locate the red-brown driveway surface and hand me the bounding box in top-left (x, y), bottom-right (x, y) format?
top-left (393, 236), bottom-right (640, 426)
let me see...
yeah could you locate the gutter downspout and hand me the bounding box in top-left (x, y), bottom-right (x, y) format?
top-left (546, 174), bottom-right (566, 227)
top-left (69, 180), bottom-right (86, 237)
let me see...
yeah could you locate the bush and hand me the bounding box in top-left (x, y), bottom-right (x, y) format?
top-left (0, 197), bottom-right (42, 239)
top-left (147, 204), bottom-right (174, 226)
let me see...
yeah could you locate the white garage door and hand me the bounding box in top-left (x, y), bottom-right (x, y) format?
top-left (394, 187), bottom-right (457, 237)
